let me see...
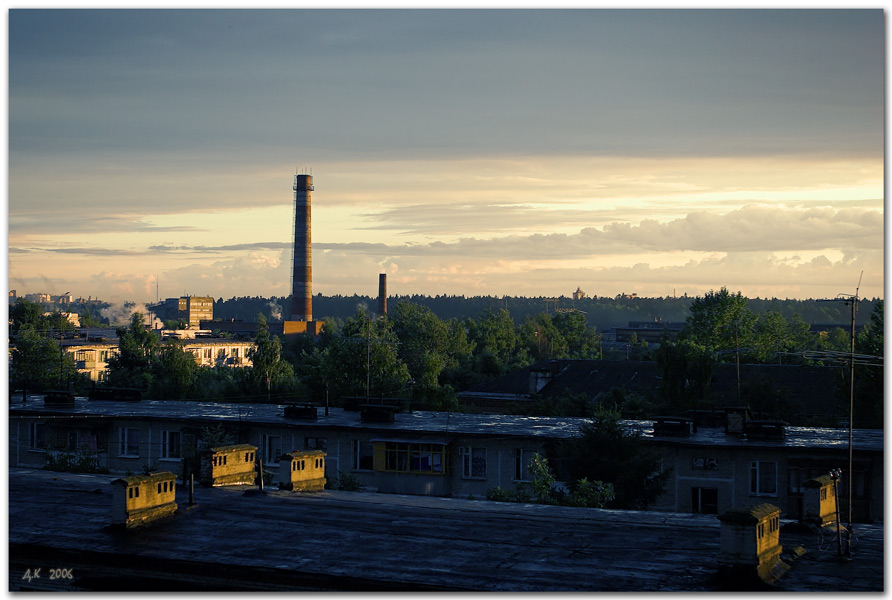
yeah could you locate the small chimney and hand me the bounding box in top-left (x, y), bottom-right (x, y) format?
top-left (378, 273), bottom-right (387, 317)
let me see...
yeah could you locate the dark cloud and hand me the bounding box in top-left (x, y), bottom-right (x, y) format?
top-left (149, 242), bottom-right (290, 253)
top-left (9, 10), bottom-right (883, 162)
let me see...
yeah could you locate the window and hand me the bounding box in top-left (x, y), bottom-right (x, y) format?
top-left (232, 348), bottom-right (239, 358)
top-left (383, 442), bottom-right (445, 474)
top-left (460, 447), bottom-right (487, 478)
top-left (29, 423), bottom-right (46, 450)
top-left (119, 428), bottom-right (141, 456)
top-left (750, 461), bottom-right (777, 496)
top-left (161, 430), bottom-right (181, 459)
top-left (305, 437), bottom-right (327, 451)
top-left (513, 448), bottom-right (526, 481)
top-left (691, 487), bottom-right (719, 514)
top-left (788, 467), bottom-right (801, 494)
top-left (262, 435), bottom-right (282, 465)
top-left (353, 440), bottom-right (373, 470)
top-left (244, 451), bottom-right (254, 463)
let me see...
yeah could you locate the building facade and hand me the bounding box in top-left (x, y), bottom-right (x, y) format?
top-left (57, 338), bottom-right (255, 382)
top-left (9, 397), bottom-right (883, 523)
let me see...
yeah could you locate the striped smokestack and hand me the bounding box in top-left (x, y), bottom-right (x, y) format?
top-left (378, 273), bottom-right (387, 316)
top-left (291, 174), bottom-right (313, 322)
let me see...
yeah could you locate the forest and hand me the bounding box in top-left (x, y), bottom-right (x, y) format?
top-left (214, 292), bottom-right (880, 333)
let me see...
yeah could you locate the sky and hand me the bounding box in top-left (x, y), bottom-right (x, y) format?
top-left (7, 8), bottom-right (885, 305)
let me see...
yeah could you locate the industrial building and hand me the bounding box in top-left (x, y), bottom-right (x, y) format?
top-left (150, 296), bottom-right (214, 328)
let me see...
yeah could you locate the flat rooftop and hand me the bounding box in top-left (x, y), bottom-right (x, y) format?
top-left (11, 395), bottom-right (884, 452)
top-left (8, 468), bottom-right (883, 591)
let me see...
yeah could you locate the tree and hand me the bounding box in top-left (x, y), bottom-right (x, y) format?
top-left (469, 308), bottom-right (522, 377)
top-left (682, 287), bottom-right (756, 357)
top-left (391, 301), bottom-right (451, 387)
top-left (321, 308), bottom-right (410, 401)
top-left (552, 311), bottom-right (601, 359)
top-left (653, 338), bottom-right (715, 411)
top-left (248, 314), bottom-right (293, 402)
top-left (151, 341), bottom-right (198, 400)
top-left (854, 300), bottom-right (883, 428)
top-left (10, 298), bottom-right (50, 336)
top-left (10, 324), bottom-right (72, 400)
top-left (107, 312), bottom-right (158, 390)
top-left (558, 407), bottom-right (671, 510)
top-left (518, 313), bottom-right (569, 361)
top-left (79, 306), bottom-right (105, 328)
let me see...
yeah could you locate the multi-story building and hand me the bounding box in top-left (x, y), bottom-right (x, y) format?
top-left (58, 337), bottom-right (255, 382)
top-left (9, 397), bottom-right (883, 523)
top-left (150, 296), bottom-right (214, 328)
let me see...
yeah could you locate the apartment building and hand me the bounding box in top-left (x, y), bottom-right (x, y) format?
top-left (58, 338), bottom-right (255, 382)
top-left (9, 396), bottom-right (883, 523)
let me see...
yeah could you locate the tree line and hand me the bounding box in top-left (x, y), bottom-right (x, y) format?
top-left (9, 290), bottom-right (884, 428)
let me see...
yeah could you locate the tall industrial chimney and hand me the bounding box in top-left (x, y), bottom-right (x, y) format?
top-left (378, 273), bottom-right (387, 317)
top-left (291, 174), bottom-right (313, 322)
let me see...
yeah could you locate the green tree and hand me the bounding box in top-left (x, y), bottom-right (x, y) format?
top-left (391, 301), bottom-right (452, 387)
top-left (151, 341), bottom-right (198, 400)
top-left (10, 324), bottom-right (74, 400)
top-left (528, 453), bottom-right (558, 504)
top-left (107, 312), bottom-right (158, 390)
top-left (559, 407), bottom-right (671, 510)
top-left (653, 338), bottom-right (715, 411)
top-left (552, 311), bottom-right (601, 359)
top-left (248, 314), bottom-right (294, 402)
top-left (854, 300), bottom-right (883, 428)
top-left (321, 308), bottom-right (410, 400)
top-left (682, 287), bottom-right (756, 357)
top-left (469, 308), bottom-right (522, 377)
top-left (752, 310), bottom-right (792, 363)
top-left (79, 306), bottom-right (105, 328)
top-left (518, 313), bottom-right (569, 361)
top-left (10, 298), bottom-right (50, 336)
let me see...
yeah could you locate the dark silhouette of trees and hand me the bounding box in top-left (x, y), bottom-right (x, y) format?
top-left (557, 407), bottom-right (671, 510)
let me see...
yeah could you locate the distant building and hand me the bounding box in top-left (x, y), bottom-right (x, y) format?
top-left (614, 319), bottom-right (686, 343)
top-left (150, 296), bottom-right (214, 328)
top-left (44, 311), bottom-right (80, 328)
top-left (572, 287), bottom-right (587, 301)
top-left (54, 336), bottom-right (255, 382)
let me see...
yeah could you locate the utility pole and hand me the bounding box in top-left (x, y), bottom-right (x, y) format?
top-left (817, 272), bottom-right (861, 558)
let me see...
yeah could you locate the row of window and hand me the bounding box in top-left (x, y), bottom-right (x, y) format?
top-left (292, 457), bottom-right (324, 471)
top-left (23, 424), bottom-right (867, 500)
top-left (349, 441), bottom-right (529, 480)
top-left (757, 515), bottom-right (780, 539)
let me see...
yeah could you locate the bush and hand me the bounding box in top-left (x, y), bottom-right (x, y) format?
top-left (44, 450), bottom-right (109, 474)
top-left (565, 477), bottom-right (615, 508)
top-left (333, 470), bottom-right (365, 491)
